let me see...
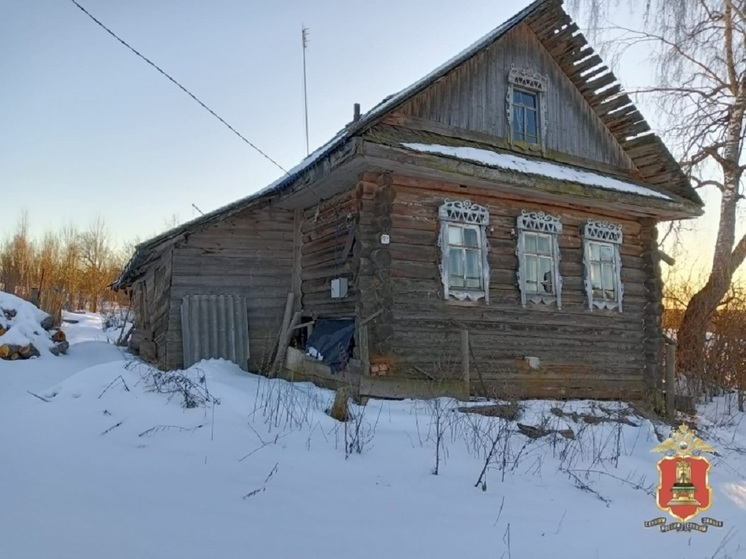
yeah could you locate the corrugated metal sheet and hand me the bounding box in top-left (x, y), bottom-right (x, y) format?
top-left (180, 295), bottom-right (250, 371)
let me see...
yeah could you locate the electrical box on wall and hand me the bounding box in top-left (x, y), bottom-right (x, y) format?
top-left (331, 277), bottom-right (348, 299)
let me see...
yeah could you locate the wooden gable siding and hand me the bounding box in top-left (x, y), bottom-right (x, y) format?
top-left (129, 248), bottom-right (173, 368)
top-left (301, 189), bottom-right (359, 318)
top-left (361, 172), bottom-right (654, 399)
top-left (166, 206), bottom-right (295, 372)
top-left (397, 23), bottom-right (634, 173)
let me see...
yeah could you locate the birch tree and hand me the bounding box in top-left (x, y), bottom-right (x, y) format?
top-left (571, 0), bottom-right (746, 374)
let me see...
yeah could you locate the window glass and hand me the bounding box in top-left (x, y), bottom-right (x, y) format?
top-left (439, 200), bottom-right (490, 302)
top-left (523, 232), bottom-right (556, 295)
top-left (446, 224), bottom-right (483, 292)
top-left (449, 250), bottom-right (464, 286)
top-left (525, 232), bottom-right (537, 254)
top-left (448, 225), bottom-right (462, 246)
top-left (587, 241), bottom-right (618, 302)
top-left (512, 89), bottom-right (539, 143)
top-left (520, 229), bottom-right (558, 300)
top-left (463, 228), bottom-right (479, 248)
top-left (537, 234), bottom-right (551, 255)
top-left (465, 250), bottom-right (480, 278)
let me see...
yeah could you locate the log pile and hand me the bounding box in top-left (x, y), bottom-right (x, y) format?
top-left (0, 303), bottom-right (68, 361)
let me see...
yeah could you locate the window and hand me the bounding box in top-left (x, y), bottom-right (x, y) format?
top-left (512, 89), bottom-right (539, 143)
top-left (506, 65), bottom-right (548, 148)
top-left (516, 210), bottom-right (562, 307)
top-left (439, 200), bottom-right (490, 302)
top-left (583, 220), bottom-right (623, 311)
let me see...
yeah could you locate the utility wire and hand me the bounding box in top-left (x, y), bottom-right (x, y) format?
top-left (68, 0), bottom-right (289, 175)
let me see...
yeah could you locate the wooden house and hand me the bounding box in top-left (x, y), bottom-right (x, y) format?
top-left (113, 0), bottom-right (702, 402)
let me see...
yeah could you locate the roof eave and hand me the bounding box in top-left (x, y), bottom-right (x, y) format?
top-left (361, 140), bottom-right (702, 220)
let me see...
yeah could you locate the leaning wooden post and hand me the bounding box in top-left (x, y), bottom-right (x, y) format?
top-left (665, 342), bottom-right (676, 419)
top-left (269, 293), bottom-right (295, 377)
top-left (461, 329), bottom-right (470, 391)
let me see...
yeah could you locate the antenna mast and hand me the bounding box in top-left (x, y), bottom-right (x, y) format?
top-left (301, 25), bottom-right (310, 156)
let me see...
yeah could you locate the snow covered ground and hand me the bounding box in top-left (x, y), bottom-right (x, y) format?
top-left (1, 313), bottom-right (744, 558)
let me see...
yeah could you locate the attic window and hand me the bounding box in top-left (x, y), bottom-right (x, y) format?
top-left (516, 210), bottom-right (562, 308)
top-left (507, 65), bottom-right (548, 149)
top-left (583, 220), bottom-right (624, 311)
top-left (512, 89), bottom-right (539, 143)
top-left (438, 200), bottom-right (490, 302)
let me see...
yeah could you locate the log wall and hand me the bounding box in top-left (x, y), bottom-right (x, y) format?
top-left (167, 206), bottom-right (295, 372)
top-left (129, 248), bottom-right (173, 368)
top-left (301, 190), bottom-right (358, 318)
top-left (362, 172), bottom-right (654, 399)
top-left (355, 173), bottom-right (396, 356)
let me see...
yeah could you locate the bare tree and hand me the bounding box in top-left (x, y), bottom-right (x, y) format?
top-left (570, 0), bottom-right (746, 375)
top-left (79, 217), bottom-right (113, 312)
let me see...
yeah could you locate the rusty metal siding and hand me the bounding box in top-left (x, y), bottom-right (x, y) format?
top-left (180, 294), bottom-right (250, 371)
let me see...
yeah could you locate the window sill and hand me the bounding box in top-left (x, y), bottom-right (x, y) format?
top-left (446, 290), bottom-right (487, 303)
top-left (525, 295), bottom-right (557, 306)
top-left (511, 140), bottom-right (542, 153)
top-left (591, 300), bottom-right (620, 311)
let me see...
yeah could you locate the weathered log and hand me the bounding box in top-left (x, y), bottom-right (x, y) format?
top-left (0, 344), bottom-right (22, 359)
top-left (40, 316), bottom-right (55, 331)
top-left (50, 341), bottom-right (70, 356)
top-left (328, 386), bottom-right (350, 422)
top-left (52, 330), bottom-right (66, 343)
top-left (19, 344), bottom-right (39, 358)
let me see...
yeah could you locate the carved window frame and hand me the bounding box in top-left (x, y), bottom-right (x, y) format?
top-left (516, 210), bottom-right (562, 308)
top-left (506, 64), bottom-right (549, 152)
top-left (438, 199), bottom-right (490, 303)
top-left (583, 220), bottom-right (624, 311)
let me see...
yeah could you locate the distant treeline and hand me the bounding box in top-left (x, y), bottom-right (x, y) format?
top-left (0, 212), bottom-right (132, 322)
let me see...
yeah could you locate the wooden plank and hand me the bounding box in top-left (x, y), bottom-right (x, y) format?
top-left (292, 209), bottom-right (303, 311)
top-left (359, 323), bottom-right (370, 376)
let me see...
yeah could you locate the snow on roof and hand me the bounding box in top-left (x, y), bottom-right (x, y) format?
top-left (401, 142), bottom-right (673, 200)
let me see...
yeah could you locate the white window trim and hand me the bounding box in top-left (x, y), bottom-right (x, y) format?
top-left (506, 64), bottom-right (549, 151)
top-left (438, 199), bottom-right (490, 302)
top-left (583, 220), bottom-right (624, 311)
top-left (515, 210), bottom-right (562, 308)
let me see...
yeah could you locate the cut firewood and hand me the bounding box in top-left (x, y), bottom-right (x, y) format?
top-left (51, 330), bottom-right (66, 343)
top-left (40, 316), bottom-right (55, 331)
top-left (50, 341), bottom-right (70, 356)
top-left (0, 344), bottom-right (22, 359)
top-left (19, 344), bottom-right (39, 359)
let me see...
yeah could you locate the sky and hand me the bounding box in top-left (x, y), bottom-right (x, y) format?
top-left (0, 0), bottom-right (726, 279)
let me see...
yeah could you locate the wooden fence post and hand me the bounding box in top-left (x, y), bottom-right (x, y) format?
top-left (666, 342), bottom-right (676, 419)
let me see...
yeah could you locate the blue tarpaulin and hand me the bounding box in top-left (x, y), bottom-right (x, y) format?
top-left (305, 318), bottom-right (355, 373)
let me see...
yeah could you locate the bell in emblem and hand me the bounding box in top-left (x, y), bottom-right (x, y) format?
top-left (666, 459), bottom-right (701, 506)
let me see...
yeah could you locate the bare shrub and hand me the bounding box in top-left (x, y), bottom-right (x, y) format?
top-left (250, 374), bottom-right (324, 433)
top-left (343, 399), bottom-right (383, 458)
top-left (128, 360), bottom-right (219, 409)
top-left (425, 398), bottom-right (459, 475)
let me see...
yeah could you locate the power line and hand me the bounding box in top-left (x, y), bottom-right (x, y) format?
top-left (68, 0), bottom-right (289, 175)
